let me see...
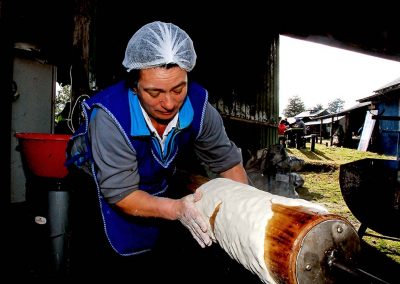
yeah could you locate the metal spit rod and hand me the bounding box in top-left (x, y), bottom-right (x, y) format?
top-left (330, 260), bottom-right (392, 284)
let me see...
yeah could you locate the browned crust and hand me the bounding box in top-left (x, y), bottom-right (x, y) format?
top-left (209, 202), bottom-right (222, 232)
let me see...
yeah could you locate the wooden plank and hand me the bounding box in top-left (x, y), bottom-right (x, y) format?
top-left (358, 110), bottom-right (377, 151)
top-left (372, 115), bottom-right (400, 120)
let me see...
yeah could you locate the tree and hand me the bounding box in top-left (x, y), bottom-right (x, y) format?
top-left (327, 98), bottom-right (345, 113)
top-left (310, 104), bottom-right (323, 114)
top-left (55, 83), bottom-right (71, 116)
top-left (283, 95), bottom-right (306, 117)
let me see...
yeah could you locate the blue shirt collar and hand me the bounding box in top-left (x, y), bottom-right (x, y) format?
top-left (128, 89), bottom-right (194, 137)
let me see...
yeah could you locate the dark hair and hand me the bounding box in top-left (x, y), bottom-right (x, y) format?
top-left (125, 63), bottom-right (180, 91)
top-left (126, 69), bottom-right (140, 90)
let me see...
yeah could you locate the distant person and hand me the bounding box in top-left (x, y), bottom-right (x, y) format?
top-left (278, 119), bottom-right (288, 146)
top-left (282, 117), bottom-right (290, 127)
top-left (333, 124), bottom-right (344, 146)
top-left (295, 117), bottom-right (307, 135)
top-left (294, 118), bottom-right (306, 148)
top-left (278, 119), bottom-right (288, 135)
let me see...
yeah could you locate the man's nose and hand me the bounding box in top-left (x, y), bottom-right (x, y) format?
top-left (160, 93), bottom-right (174, 109)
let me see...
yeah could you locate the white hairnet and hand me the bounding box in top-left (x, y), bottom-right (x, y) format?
top-left (122, 21), bottom-right (196, 72)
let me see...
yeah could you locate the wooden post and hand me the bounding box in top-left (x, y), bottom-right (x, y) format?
top-left (71, 0), bottom-right (97, 97)
top-left (311, 134), bottom-right (316, 152)
top-left (319, 118), bottom-right (323, 144)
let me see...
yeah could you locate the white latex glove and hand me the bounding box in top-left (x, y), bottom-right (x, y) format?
top-left (177, 191), bottom-right (212, 248)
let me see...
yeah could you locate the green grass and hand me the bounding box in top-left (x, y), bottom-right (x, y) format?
top-left (287, 142), bottom-right (394, 166)
top-left (287, 142), bottom-right (400, 264)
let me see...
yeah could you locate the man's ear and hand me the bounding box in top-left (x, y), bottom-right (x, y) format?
top-left (132, 83), bottom-right (139, 94)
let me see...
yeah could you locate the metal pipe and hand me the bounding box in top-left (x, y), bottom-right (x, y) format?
top-left (48, 187), bottom-right (70, 273)
top-left (330, 260), bottom-right (392, 284)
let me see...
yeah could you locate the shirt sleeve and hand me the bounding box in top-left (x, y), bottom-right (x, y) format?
top-left (90, 108), bottom-right (140, 204)
top-left (194, 103), bottom-right (243, 173)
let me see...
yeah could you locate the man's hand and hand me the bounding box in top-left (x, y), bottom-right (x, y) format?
top-left (177, 191), bottom-right (212, 248)
top-left (116, 189), bottom-right (212, 247)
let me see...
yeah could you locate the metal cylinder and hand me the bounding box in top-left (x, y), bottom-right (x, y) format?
top-left (48, 189), bottom-right (70, 273)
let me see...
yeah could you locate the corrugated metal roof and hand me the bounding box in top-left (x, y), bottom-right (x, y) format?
top-left (305, 116), bottom-right (345, 125)
top-left (358, 77), bottom-right (400, 102)
top-left (374, 76), bottom-right (400, 92)
top-left (295, 109), bottom-right (330, 119)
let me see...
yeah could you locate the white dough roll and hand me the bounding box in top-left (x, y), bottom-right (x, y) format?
top-left (195, 178), bottom-right (357, 284)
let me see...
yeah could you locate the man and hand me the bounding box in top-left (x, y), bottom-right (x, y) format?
top-left (295, 117), bottom-right (306, 134)
top-left (293, 117), bottom-right (307, 148)
top-left (67, 21), bottom-right (248, 279)
top-left (278, 119), bottom-right (288, 146)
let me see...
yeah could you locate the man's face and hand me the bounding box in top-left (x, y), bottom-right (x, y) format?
top-left (135, 66), bottom-right (188, 124)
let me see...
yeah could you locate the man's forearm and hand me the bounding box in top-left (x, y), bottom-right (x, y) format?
top-left (219, 163), bottom-right (248, 184)
top-left (116, 190), bottom-right (178, 220)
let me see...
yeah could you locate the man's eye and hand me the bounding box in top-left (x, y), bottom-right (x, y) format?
top-left (148, 91), bottom-right (160, 97)
top-left (172, 88), bottom-right (183, 95)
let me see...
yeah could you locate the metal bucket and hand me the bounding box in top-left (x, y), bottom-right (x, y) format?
top-left (339, 158), bottom-right (400, 238)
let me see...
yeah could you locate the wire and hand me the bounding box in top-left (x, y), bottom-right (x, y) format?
top-left (68, 94), bottom-right (89, 133)
top-left (65, 65), bottom-right (90, 133)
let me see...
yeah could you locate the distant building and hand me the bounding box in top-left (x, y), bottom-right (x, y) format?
top-left (302, 103), bottom-right (371, 147)
top-left (294, 109), bottom-right (330, 123)
top-left (288, 109), bottom-right (331, 138)
top-left (357, 77), bottom-right (400, 156)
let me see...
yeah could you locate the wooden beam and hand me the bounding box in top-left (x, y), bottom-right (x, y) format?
top-left (372, 115), bottom-right (400, 120)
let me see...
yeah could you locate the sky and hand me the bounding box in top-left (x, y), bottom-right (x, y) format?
top-left (279, 35), bottom-right (400, 117)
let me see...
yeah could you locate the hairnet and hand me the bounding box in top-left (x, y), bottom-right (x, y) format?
top-left (122, 21), bottom-right (197, 72)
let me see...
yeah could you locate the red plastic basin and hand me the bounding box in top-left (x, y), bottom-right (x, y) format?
top-left (15, 132), bottom-right (72, 178)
